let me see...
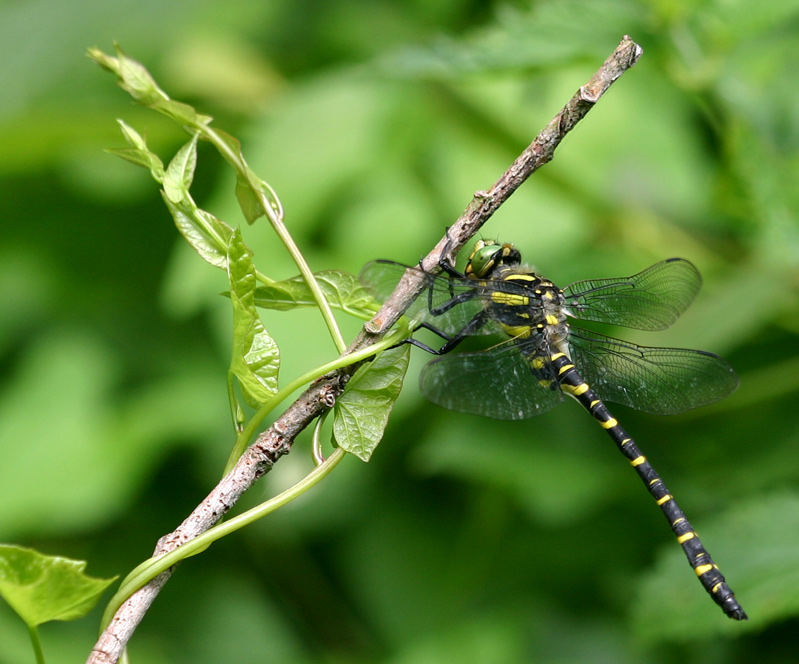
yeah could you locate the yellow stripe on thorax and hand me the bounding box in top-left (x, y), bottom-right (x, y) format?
top-left (490, 291), bottom-right (529, 306)
top-left (501, 324), bottom-right (533, 338)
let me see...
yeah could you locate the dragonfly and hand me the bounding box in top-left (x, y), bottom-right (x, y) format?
top-left (360, 238), bottom-right (746, 620)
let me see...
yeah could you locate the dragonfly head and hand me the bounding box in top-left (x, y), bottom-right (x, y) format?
top-left (465, 240), bottom-right (521, 279)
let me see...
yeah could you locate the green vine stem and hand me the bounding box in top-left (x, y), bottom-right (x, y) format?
top-left (100, 447), bottom-right (346, 632)
top-left (98, 333), bottom-right (404, 625)
top-left (201, 125), bottom-right (347, 353)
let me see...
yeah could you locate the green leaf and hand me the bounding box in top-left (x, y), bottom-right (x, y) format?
top-left (632, 491), bottom-right (799, 640)
top-left (207, 129), bottom-right (267, 224)
top-left (0, 544), bottom-right (116, 627)
top-left (254, 270), bottom-right (377, 318)
top-left (235, 172), bottom-right (264, 224)
top-left (162, 193), bottom-right (234, 269)
top-left (163, 135), bottom-right (198, 204)
top-left (88, 44), bottom-right (168, 106)
top-left (89, 45), bottom-right (212, 126)
top-left (151, 98), bottom-right (211, 127)
top-left (201, 129), bottom-right (275, 224)
top-left (333, 344), bottom-right (410, 462)
top-left (236, 167), bottom-right (282, 226)
top-left (227, 229), bottom-right (279, 408)
top-left (109, 119), bottom-right (165, 181)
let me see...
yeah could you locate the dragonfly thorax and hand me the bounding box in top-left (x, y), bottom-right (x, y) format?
top-left (483, 266), bottom-right (569, 342)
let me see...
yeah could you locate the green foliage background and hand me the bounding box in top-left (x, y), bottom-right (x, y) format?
top-left (1, 0), bottom-right (798, 662)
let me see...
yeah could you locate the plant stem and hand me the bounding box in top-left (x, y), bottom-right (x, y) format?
top-left (28, 625), bottom-right (45, 664)
top-left (203, 126), bottom-right (347, 353)
top-left (100, 447), bottom-right (346, 631)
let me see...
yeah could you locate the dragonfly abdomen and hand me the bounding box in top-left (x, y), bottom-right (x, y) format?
top-left (549, 351), bottom-right (747, 620)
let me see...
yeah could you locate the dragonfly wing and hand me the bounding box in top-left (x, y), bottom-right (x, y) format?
top-left (419, 338), bottom-right (564, 420)
top-left (359, 260), bottom-right (501, 336)
top-left (567, 329), bottom-right (739, 415)
top-left (563, 258), bottom-right (701, 330)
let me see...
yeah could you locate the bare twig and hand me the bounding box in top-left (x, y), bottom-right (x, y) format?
top-left (364, 35), bottom-right (642, 339)
top-left (87, 35), bottom-right (641, 664)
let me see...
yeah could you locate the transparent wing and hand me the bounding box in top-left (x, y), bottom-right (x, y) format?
top-left (563, 258), bottom-right (701, 330)
top-left (419, 337), bottom-right (564, 420)
top-left (567, 328), bottom-right (739, 415)
top-left (359, 260), bottom-right (503, 337)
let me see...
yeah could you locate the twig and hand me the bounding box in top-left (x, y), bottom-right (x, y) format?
top-left (364, 35), bottom-right (642, 338)
top-left (86, 35), bottom-right (641, 664)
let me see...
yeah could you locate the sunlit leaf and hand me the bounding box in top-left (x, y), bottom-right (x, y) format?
top-left (108, 119), bottom-right (166, 181)
top-left (207, 129), bottom-right (279, 224)
top-left (0, 544), bottom-right (116, 627)
top-left (88, 44), bottom-right (167, 105)
top-left (235, 173), bottom-right (264, 224)
top-left (89, 45), bottom-right (212, 126)
top-left (333, 345), bottom-right (410, 462)
top-left (209, 129), bottom-right (264, 224)
top-left (227, 229), bottom-right (279, 408)
top-left (151, 98), bottom-right (211, 127)
top-left (163, 136), bottom-right (198, 204)
top-left (162, 194), bottom-right (234, 269)
top-left (254, 270), bottom-right (377, 318)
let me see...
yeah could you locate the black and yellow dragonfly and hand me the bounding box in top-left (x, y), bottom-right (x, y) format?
top-left (360, 238), bottom-right (746, 620)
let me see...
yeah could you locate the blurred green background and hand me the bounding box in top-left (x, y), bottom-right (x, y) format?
top-left (1, 0), bottom-right (798, 662)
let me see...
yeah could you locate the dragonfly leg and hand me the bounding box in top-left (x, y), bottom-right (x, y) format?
top-left (416, 321), bottom-right (452, 340)
top-left (389, 309), bottom-right (491, 355)
top-left (429, 288), bottom-right (479, 316)
top-left (386, 322), bottom-right (451, 354)
top-left (418, 309), bottom-right (491, 355)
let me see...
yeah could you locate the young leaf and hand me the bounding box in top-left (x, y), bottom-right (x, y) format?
top-left (88, 44), bottom-right (167, 105)
top-left (109, 119), bottom-right (165, 181)
top-left (163, 135), bottom-right (198, 204)
top-left (151, 98), bottom-right (211, 128)
top-left (0, 544), bottom-right (116, 627)
top-left (235, 172), bottom-right (264, 225)
top-left (194, 128), bottom-right (281, 224)
top-left (161, 194), bottom-right (234, 269)
top-left (227, 229), bottom-right (280, 408)
top-left (333, 344), bottom-right (410, 462)
top-left (89, 45), bottom-right (212, 126)
top-left (254, 270), bottom-right (377, 318)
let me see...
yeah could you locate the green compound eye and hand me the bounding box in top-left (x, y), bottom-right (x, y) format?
top-left (465, 240), bottom-right (521, 278)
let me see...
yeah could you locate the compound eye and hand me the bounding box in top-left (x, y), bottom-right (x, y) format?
top-left (466, 240), bottom-right (521, 277)
top-left (467, 241), bottom-right (499, 277)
